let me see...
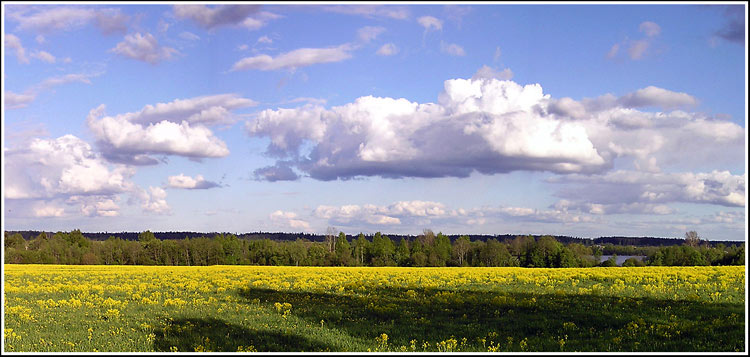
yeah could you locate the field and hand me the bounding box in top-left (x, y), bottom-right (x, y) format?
top-left (3, 264), bottom-right (746, 352)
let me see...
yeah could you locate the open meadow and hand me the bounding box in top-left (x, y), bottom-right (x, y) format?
top-left (3, 264), bottom-right (746, 352)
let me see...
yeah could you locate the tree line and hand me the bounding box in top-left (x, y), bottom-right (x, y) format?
top-left (3, 229), bottom-right (744, 267)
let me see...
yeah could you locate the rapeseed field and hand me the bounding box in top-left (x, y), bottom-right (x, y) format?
top-left (3, 265), bottom-right (745, 352)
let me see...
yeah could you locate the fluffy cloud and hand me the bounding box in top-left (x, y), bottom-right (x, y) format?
top-left (9, 6), bottom-right (128, 35)
top-left (110, 32), bottom-right (178, 64)
top-left (231, 44), bottom-right (353, 71)
top-left (5, 34), bottom-right (29, 63)
top-left (166, 174), bottom-right (220, 189)
top-left (33, 204), bottom-right (66, 218)
top-left (248, 76), bottom-right (609, 180)
top-left (376, 43), bottom-right (398, 56)
top-left (86, 94), bottom-right (255, 164)
top-left (253, 162), bottom-right (299, 182)
top-left (627, 39), bottom-right (650, 60)
top-left (418, 16), bottom-right (443, 32)
top-left (139, 186), bottom-right (171, 214)
top-left (270, 210), bottom-right (311, 231)
top-left (550, 170), bottom-right (746, 209)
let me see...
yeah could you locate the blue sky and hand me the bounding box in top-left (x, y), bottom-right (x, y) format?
top-left (2, 2), bottom-right (747, 240)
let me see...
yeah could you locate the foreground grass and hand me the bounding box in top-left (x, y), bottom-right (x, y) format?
top-left (3, 265), bottom-right (745, 352)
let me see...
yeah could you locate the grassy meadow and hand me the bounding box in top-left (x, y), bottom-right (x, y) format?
top-left (3, 264), bottom-right (746, 352)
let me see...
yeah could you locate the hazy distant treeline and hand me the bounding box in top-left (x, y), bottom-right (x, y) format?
top-left (4, 229), bottom-right (744, 267)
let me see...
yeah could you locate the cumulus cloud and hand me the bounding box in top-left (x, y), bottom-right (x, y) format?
top-left (246, 69), bottom-right (743, 193)
top-left (376, 43), bottom-right (398, 56)
top-left (231, 44), bottom-right (353, 71)
top-left (247, 75), bottom-right (609, 181)
top-left (110, 32), bottom-right (179, 64)
top-left (550, 170), bottom-right (746, 208)
top-left (173, 5), bottom-right (279, 30)
top-left (86, 104), bottom-right (231, 165)
top-left (139, 186), bottom-right (171, 214)
top-left (33, 204), bottom-right (66, 218)
top-left (418, 16), bottom-right (443, 32)
top-left (9, 6), bottom-right (128, 35)
top-left (5, 34), bottom-right (29, 63)
top-left (84, 94), bottom-right (254, 164)
top-left (270, 210), bottom-right (311, 231)
top-left (440, 41), bottom-right (466, 56)
top-left (166, 174), bottom-right (220, 189)
top-left (257, 35), bottom-right (273, 44)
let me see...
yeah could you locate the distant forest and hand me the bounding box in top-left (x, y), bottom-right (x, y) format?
top-left (4, 229), bottom-right (744, 268)
top-left (6, 229), bottom-right (744, 247)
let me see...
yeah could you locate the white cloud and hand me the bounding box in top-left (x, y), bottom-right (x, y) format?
top-left (247, 69), bottom-right (743, 185)
top-left (417, 16), bottom-right (443, 32)
top-left (617, 86), bottom-right (697, 109)
top-left (3, 136), bottom-right (136, 218)
top-left (98, 93), bottom-right (257, 126)
top-left (140, 186), bottom-right (171, 214)
top-left (231, 44), bottom-right (353, 71)
top-left (167, 174), bottom-right (220, 189)
top-left (31, 50), bottom-right (56, 63)
top-left (322, 5), bottom-right (410, 20)
top-left (270, 210), bottom-right (311, 231)
top-left (257, 35), bottom-right (273, 44)
top-left (376, 43), bottom-right (398, 56)
top-left (34, 204), bottom-right (65, 218)
top-left (5, 34), bottom-right (29, 64)
top-left (5, 91), bottom-right (36, 109)
top-left (550, 170), bottom-right (746, 208)
top-left (440, 41), bottom-right (466, 56)
top-left (471, 65), bottom-right (513, 80)
top-left (10, 6), bottom-right (128, 35)
top-left (85, 94), bottom-right (255, 165)
top-left (111, 33), bottom-right (178, 64)
top-left (86, 104), bottom-right (231, 165)
top-left (6, 73), bottom-right (95, 109)
top-left (639, 21), bottom-right (661, 37)
top-left (357, 26), bottom-right (386, 43)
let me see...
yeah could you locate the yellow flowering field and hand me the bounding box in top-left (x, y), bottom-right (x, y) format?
top-left (3, 264), bottom-right (746, 352)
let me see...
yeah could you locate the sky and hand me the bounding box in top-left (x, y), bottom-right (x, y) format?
top-left (2, 2), bottom-right (747, 241)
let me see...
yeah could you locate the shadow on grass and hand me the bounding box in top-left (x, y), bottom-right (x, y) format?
top-left (152, 317), bottom-right (333, 352)
top-left (235, 286), bottom-right (744, 352)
